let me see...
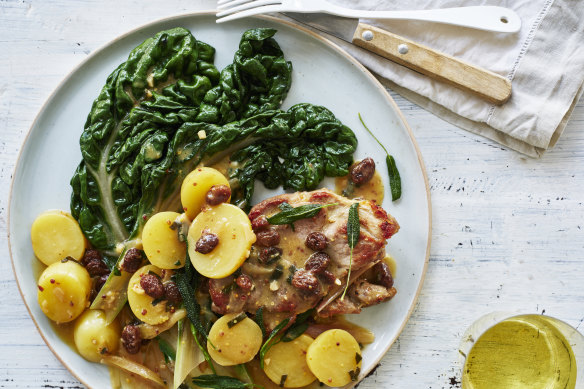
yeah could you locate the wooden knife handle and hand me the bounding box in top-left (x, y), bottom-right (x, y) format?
top-left (352, 23), bottom-right (511, 105)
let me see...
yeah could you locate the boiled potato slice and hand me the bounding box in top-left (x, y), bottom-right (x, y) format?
top-left (181, 167), bottom-right (230, 220)
top-left (306, 329), bottom-right (362, 387)
top-left (263, 334), bottom-right (316, 387)
top-left (37, 259), bottom-right (91, 323)
top-left (207, 313), bottom-right (262, 366)
top-left (142, 211), bottom-right (186, 269)
top-left (127, 265), bottom-right (171, 325)
top-left (31, 210), bottom-right (87, 266)
top-left (73, 309), bottom-right (120, 362)
top-left (188, 203), bottom-right (255, 279)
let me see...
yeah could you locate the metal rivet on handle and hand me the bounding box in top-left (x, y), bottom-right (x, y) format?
top-left (398, 44), bottom-right (409, 54)
top-left (362, 30), bottom-right (373, 41)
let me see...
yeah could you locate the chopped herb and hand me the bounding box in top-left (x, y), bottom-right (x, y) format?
top-left (151, 297), bottom-right (164, 306)
top-left (286, 265), bottom-right (297, 284)
top-left (227, 312), bottom-right (248, 328)
top-left (148, 270), bottom-right (162, 279)
top-left (222, 282), bottom-right (234, 295)
top-left (358, 113), bottom-right (401, 201)
top-left (349, 367), bottom-right (361, 381)
top-left (342, 179), bottom-right (355, 198)
top-left (356, 352), bottom-right (362, 364)
top-left (112, 267), bottom-right (121, 276)
top-left (265, 249), bottom-right (282, 265)
top-left (279, 375), bottom-right (288, 387)
top-left (270, 264), bottom-right (284, 280)
top-left (157, 337), bottom-right (176, 364)
top-left (100, 347), bottom-right (108, 355)
top-left (341, 203), bottom-right (360, 300)
top-left (174, 259), bottom-right (182, 266)
top-left (61, 256), bottom-right (82, 265)
top-left (267, 202), bottom-right (338, 228)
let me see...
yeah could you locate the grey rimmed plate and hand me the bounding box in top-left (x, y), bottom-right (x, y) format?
top-left (8, 12), bottom-right (431, 388)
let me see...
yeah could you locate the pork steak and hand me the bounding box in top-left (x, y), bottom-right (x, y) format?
top-left (208, 189), bottom-right (399, 320)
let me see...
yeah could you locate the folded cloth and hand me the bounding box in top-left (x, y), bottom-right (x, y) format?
top-left (283, 0), bottom-right (584, 157)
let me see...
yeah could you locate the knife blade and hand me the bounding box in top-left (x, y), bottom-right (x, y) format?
top-left (283, 12), bottom-right (511, 105)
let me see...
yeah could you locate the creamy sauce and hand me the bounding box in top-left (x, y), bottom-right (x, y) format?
top-left (246, 359), bottom-right (321, 389)
top-left (384, 255), bottom-right (397, 278)
top-left (313, 315), bottom-right (375, 345)
top-left (334, 170), bottom-right (384, 204)
top-left (280, 232), bottom-right (311, 269)
top-left (209, 154), bottom-right (234, 177)
top-left (49, 321), bottom-right (76, 350)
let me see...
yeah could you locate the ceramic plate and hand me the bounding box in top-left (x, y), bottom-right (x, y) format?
top-left (9, 12), bottom-right (431, 388)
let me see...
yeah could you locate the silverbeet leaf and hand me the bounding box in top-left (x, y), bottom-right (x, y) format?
top-left (71, 27), bottom-right (356, 252)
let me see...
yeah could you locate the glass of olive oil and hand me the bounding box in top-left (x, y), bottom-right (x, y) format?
top-left (459, 313), bottom-right (584, 389)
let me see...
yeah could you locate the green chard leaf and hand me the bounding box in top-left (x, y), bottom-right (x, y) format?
top-left (341, 203), bottom-right (360, 300)
top-left (358, 113), bottom-right (401, 201)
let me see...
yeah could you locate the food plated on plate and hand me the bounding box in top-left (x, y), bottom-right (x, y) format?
top-left (29, 26), bottom-right (401, 388)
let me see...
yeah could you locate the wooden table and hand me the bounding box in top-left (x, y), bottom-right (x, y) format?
top-left (1, 1), bottom-right (583, 388)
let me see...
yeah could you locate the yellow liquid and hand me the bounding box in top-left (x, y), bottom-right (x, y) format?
top-left (462, 315), bottom-right (577, 389)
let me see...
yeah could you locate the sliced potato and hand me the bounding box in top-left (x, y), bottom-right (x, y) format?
top-left (181, 167), bottom-right (230, 220)
top-left (37, 259), bottom-right (91, 323)
top-left (188, 203), bottom-right (255, 279)
top-left (31, 210), bottom-right (87, 266)
top-left (207, 313), bottom-right (263, 366)
top-left (73, 309), bottom-right (120, 362)
top-left (142, 211), bottom-right (186, 269)
top-left (127, 265), bottom-right (171, 325)
top-left (263, 334), bottom-right (316, 387)
top-left (306, 329), bottom-right (362, 387)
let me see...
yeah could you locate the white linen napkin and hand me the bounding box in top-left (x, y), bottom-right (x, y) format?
top-left (289, 0), bottom-right (584, 157)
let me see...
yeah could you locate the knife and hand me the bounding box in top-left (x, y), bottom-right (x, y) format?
top-left (283, 13), bottom-right (512, 105)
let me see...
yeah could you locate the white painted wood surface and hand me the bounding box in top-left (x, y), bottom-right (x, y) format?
top-left (1, 1), bottom-right (583, 388)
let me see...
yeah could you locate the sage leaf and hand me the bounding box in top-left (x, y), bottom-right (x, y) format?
top-left (341, 203), bottom-right (360, 300)
top-left (253, 307), bottom-right (266, 338)
top-left (191, 374), bottom-right (252, 389)
top-left (175, 260), bottom-right (208, 339)
top-left (259, 317), bottom-right (291, 369)
top-left (267, 202), bottom-right (338, 226)
top-left (386, 154), bottom-right (401, 201)
top-left (358, 113), bottom-right (401, 201)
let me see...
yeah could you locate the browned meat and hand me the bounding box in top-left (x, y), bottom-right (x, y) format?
top-left (319, 262), bottom-right (397, 317)
top-left (208, 189), bottom-right (399, 318)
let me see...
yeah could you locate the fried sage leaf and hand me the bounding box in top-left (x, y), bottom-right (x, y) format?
top-left (341, 203), bottom-right (360, 300)
top-left (358, 113), bottom-right (401, 201)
